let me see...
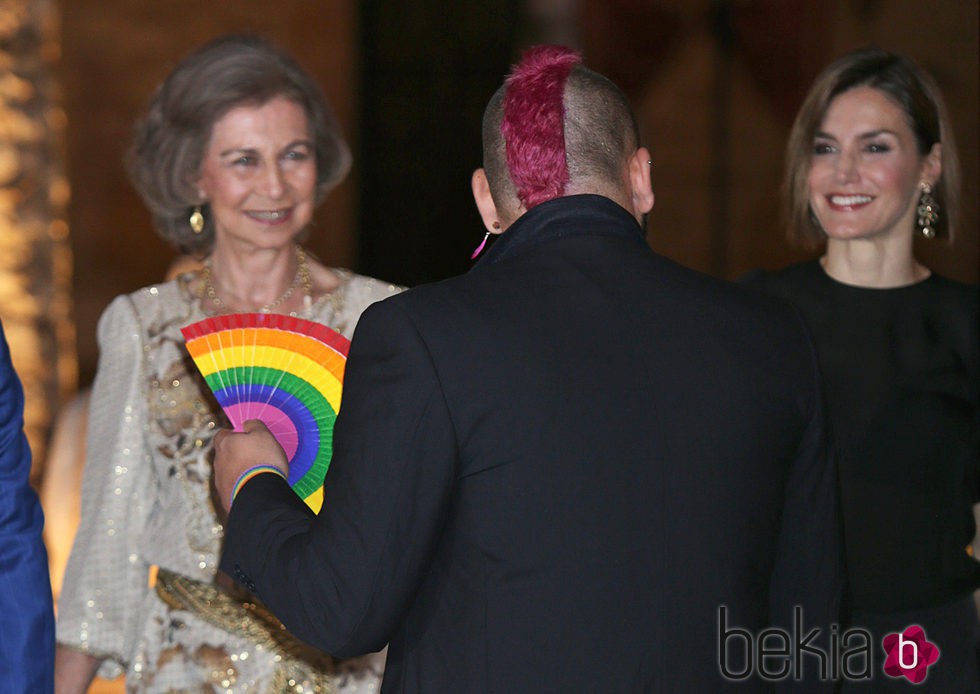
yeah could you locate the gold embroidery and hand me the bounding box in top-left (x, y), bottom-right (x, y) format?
top-left (155, 568), bottom-right (334, 693)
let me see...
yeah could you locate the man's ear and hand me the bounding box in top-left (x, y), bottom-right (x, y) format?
top-left (627, 147), bottom-right (655, 218)
top-left (471, 168), bottom-right (504, 234)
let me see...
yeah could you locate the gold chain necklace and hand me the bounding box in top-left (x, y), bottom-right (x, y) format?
top-left (201, 246), bottom-right (312, 314)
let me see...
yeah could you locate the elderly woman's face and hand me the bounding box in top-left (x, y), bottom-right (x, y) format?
top-left (807, 86), bottom-right (938, 244)
top-left (196, 96), bottom-right (317, 251)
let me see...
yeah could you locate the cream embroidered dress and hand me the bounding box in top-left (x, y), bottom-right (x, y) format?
top-left (57, 269), bottom-right (400, 693)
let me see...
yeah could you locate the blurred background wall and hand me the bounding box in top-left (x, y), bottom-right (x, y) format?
top-left (0, 0), bottom-right (71, 484)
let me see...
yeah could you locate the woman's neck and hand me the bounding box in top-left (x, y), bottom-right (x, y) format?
top-left (203, 243), bottom-right (307, 313)
top-left (821, 238), bottom-right (930, 288)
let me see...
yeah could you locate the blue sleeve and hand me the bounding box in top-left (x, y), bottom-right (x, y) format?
top-left (0, 320), bottom-right (55, 690)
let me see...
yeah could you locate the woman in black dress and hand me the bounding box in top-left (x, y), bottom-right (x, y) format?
top-left (744, 48), bottom-right (979, 692)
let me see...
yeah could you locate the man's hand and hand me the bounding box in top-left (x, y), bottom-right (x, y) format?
top-left (212, 419), bottom-right (288, 514)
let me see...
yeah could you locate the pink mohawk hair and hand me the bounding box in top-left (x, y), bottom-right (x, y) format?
top-left (501, 45), bottom-right (582, 210)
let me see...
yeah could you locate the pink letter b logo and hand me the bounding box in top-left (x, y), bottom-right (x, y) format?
top-left (882, 626), bottom-right (939, 684)
top-left (897, 634), bottom-right (918, 669)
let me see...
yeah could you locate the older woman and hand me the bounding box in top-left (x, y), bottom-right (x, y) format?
top-left (745, 48), bottom-right (978, 691)
top-left (55, 34), bottom-right (398, 693)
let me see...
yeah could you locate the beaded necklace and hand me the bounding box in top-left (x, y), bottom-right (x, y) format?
top-left (201, 246), bottom-right (312, 314)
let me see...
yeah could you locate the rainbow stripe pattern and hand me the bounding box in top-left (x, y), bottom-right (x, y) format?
top-left (181, 312), bottom-right (350, 513)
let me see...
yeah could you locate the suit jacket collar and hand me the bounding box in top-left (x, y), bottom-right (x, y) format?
top-left (475, 194), bottom-right (647, 268)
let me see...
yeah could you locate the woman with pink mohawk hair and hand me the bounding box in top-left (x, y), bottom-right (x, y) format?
top-left (214, 44), bottom-right (842, 692)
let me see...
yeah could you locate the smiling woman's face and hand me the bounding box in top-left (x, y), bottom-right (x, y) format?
top-left (197, 95), bottom-right (317, 252)
top-left (807, 86), bottom-right (938, 244)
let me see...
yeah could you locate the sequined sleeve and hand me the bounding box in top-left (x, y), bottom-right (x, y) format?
top-left (56, 295), bottom-right (156, 678)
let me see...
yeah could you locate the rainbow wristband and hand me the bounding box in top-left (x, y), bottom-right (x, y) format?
top-left (230, 465), bottom-right (286, 508)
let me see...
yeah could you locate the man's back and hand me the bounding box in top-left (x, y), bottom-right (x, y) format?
top-left (324, 195), bottom-right (841, 691)
top-left (217, 44), bottom-right (842, 693)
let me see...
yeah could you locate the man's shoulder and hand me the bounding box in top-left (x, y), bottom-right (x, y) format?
top-left (376, 252), bottom-right (805, 316)
top-left (652, 255), bottom-right (810, 327)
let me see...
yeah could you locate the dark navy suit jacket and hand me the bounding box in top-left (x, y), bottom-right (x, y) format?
top-left (0, 319), bottom-right (55, 691)
top-left (222, 195), bottom-right (843, 692)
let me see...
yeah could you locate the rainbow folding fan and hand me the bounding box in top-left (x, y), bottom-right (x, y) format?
top-left (181, 312), bottom-right (350, 513)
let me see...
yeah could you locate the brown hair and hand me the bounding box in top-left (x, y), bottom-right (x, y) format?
top-left (127, 33), bottom-right (351, 254)
top-left (784, 47), bottom-right (960, 248)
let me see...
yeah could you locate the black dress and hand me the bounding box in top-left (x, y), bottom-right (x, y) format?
top-left (744, 260), bottom-right (980, 692)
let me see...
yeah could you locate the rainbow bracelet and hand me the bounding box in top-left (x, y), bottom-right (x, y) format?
top-left (230, 465), bottom-right (286, 508)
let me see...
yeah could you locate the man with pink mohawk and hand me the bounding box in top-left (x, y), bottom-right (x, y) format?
top-left (215, 45), bottom-right (842, 692)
